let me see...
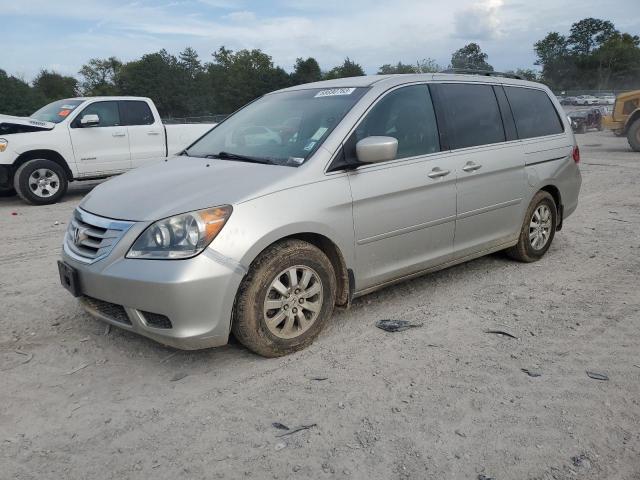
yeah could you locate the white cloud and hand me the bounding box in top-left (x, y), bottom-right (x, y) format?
top-left (2, 0), bottom-right (639, 80)
top-left (453, 0), bottom-right (504, 40)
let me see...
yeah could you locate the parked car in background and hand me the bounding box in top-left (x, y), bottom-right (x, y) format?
top-left (574, 95), bottom-right (599, 106)
top-left (569, 107), bottom-right (605, 133)
top-left (58, 73), bottom-right (581, 357)
top-left (560, 96), bottom-right (577, 105)
top-left (598, 94), bottom-right (616, 105)
top-left (0, 97), bottom-right (216, 204)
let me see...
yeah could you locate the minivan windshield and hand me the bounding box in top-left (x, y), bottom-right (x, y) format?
top-left (185, 87), bottom-right (368, 166)
top-left (31, 99), bottom-right (85, 123)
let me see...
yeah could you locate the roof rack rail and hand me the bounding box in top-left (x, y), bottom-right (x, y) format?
top-left (439, 69), bottom-right (523, 80)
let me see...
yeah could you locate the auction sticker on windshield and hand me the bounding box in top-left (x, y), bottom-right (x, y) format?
top-left (314, 88), bottom-right (356, 98)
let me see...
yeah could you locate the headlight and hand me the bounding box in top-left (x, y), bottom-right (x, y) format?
top-left (127, 206), bottom-right (232, 259)
top-left (0, 139), bottom-right (7, 152)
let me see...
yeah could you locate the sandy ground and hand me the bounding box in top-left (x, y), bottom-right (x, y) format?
top-left (1, 131), bottom-right (639, 480)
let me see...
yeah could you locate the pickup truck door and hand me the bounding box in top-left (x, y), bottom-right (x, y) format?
top-left (69, 101), bottom-right (131, 175)
top-left (121, 100), bottom-right (166, 168)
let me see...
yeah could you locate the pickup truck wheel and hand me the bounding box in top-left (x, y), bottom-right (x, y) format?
top-left (627, 119), bottom-right (640, 152)
top-left (0, 185), bottom-right (16, 197)
top-left (13, 159), bottom-right (68, 205)
top-left (507, 191), bottom-right (557, 263)
top-left (232, 239), bottom-right (337, 357)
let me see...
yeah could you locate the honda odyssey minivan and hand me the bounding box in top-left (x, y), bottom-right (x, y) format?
top-left (58, 73), bottom-right (581, 357)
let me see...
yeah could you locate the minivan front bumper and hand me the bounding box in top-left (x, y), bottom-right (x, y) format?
top-left (61, 247), bottom-right (245, 350)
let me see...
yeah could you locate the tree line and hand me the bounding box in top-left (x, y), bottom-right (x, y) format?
top-left (1, 17), bottom-right (638, 118)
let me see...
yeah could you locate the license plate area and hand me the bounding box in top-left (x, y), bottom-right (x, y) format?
top-left (57, 261), bottom-right (81, 297)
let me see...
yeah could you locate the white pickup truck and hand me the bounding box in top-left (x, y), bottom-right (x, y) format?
top-left (0, 97), bottom-right (216, 204)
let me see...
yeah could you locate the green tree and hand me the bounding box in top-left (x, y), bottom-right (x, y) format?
top-left (450, 43), bottom-right (493, 71)
top-left (594, 33), bottom-right (640, 89)
top-left (118, 50), bottom-right (185, 117)
top-left (505, 68), bottom-right (539, 81)
top-left (207, 47), bottom-right (291, 113)
top-left (32, 70), bottom-right (78, 101)
top-left (415, 58), bottom-right (441, 73)
top-left (568, 18), bottom-right (618, 56)
top-left (323, 58), bottom-right (365, 80)
top-left (378, 62), bottom-right (417, 74)
top-left (78, 57), bottom-right (122, 95)
top-left (0, 69), bottom-right (46, 116)
top-left (291, 57), bottom-right (322, 85)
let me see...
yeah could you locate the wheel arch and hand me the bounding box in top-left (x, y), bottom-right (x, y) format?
top-left (623, 109), bottom-right (640, 133)
top-left (539, 184), bottom-right (563, 230)
top-left (14, 150), bottom-right (73, 180)
top-left (240, 231), bottom-right (351, 308)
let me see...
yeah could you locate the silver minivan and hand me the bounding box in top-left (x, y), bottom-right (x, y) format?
top-left (58, 73), bottom-right (581, 357)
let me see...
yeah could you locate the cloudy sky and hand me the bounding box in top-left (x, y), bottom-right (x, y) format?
top-left (3, 0), bottom-right (639, 80)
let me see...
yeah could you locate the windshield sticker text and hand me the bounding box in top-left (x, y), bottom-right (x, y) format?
top-left (314, 88), bottom-right (356, 98)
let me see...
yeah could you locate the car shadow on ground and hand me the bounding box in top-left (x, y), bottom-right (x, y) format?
top-left (72, 249), bottom-right (516, 370)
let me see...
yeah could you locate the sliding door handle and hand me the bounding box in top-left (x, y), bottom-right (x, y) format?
top-left (462, 162), bottom-right (482, 172)
top-left (428, 167), bottom-right (451, 179)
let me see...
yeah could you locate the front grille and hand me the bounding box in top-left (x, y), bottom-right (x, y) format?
top-left (64, 208), bottom-right (134, 264)
top-left (82, 296), bottom-right (131, 325)
top-left (141, 311), bottom-right (173, 329)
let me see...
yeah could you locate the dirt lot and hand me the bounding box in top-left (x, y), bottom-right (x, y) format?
top-left (1, 131), bottom-right (639, 480)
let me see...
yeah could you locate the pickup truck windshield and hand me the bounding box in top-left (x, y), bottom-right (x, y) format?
top-left (31, 99), bottom-right (84, 124)
top-left (186, 87), bottom-right (368, 166)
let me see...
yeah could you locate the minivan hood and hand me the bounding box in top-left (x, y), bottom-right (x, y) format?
top-left (80, 156), bottom-right (293, 221)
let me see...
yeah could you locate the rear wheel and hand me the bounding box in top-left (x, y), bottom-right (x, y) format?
top-left (627, 119), bottom-right (640, 152)
top-left (13, 159), bottom-right (68, 205)
top-left (507, 191), bottom-right (557, 263)
top-left (232, 239), bottom-right (337, 357)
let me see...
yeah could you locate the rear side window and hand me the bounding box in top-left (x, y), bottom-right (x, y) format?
top-left (504, 87), bottom-right (564, 139)
top-left (436, 84), bottom-right (505, 149)
top-left (120, 101), bottom-right (155, 126)
top-left (346, 84), bottom-right (440, 161)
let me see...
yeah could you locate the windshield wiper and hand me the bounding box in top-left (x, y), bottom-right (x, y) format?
top-left (205, 151), bottom-right (275, 165)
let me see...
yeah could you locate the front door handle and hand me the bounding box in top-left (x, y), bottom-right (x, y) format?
top-left (112, 132), bottom-right (126, 137)
top-left (428, 167), bottom-right (451, 179)
top-left (462, 161), bottom-right (482, 172)
top-left (147, 131), bottom-right (160, 136)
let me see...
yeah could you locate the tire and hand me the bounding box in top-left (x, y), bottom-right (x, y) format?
top-left (577, 124), bottom-right (586, 134)
top-left (507, 191), bottom-right (557, 263)
top-left (13, 159), bottom-right (68, 205)
top-left (0, 184), bottom-right (16, 197)
top-left (627, 119), bottom-right (640, 152)
top-left (232, 239), bottom-right (337, 357)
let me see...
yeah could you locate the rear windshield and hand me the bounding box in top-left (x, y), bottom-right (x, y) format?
top-left (31, 99), bottom-right (84, 124)
top-left (186, 87), bottom-right (368, 166)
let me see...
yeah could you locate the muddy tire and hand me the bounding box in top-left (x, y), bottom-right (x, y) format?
top-left (507, 191), bottom-right (557, 263)
top-left (232, 239), bottom-right (337, 357)
top-left (627, 119), bottom-right (640, 152)
top-left (13, 159), bottom-right (68, 205)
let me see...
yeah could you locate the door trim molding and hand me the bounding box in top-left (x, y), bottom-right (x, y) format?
top-left (457, 198), bottom-right (522, 220)
top-left (357, 214), bottom-right (456, 245)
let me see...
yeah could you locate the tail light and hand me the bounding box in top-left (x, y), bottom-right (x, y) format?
top-left (572, 145), bottom-right (580, 163)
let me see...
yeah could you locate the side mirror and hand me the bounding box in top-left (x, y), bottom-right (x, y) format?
top-left (356, 136), bottom-right (398, 164)
top-left (80, 114), bottom-right (100, 127)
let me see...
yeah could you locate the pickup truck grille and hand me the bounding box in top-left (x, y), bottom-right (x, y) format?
top-left (64, 208), bottom-right (134, 264)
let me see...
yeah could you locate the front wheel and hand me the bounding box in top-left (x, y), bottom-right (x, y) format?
top-left (13, 159), bottom-right (68, 205)
top-left (507, 191), bottom-right (557, 262)
top-left (232, 239), bottom-right (337, 357)
top-left (627, 119), bottom-right (640, 152)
